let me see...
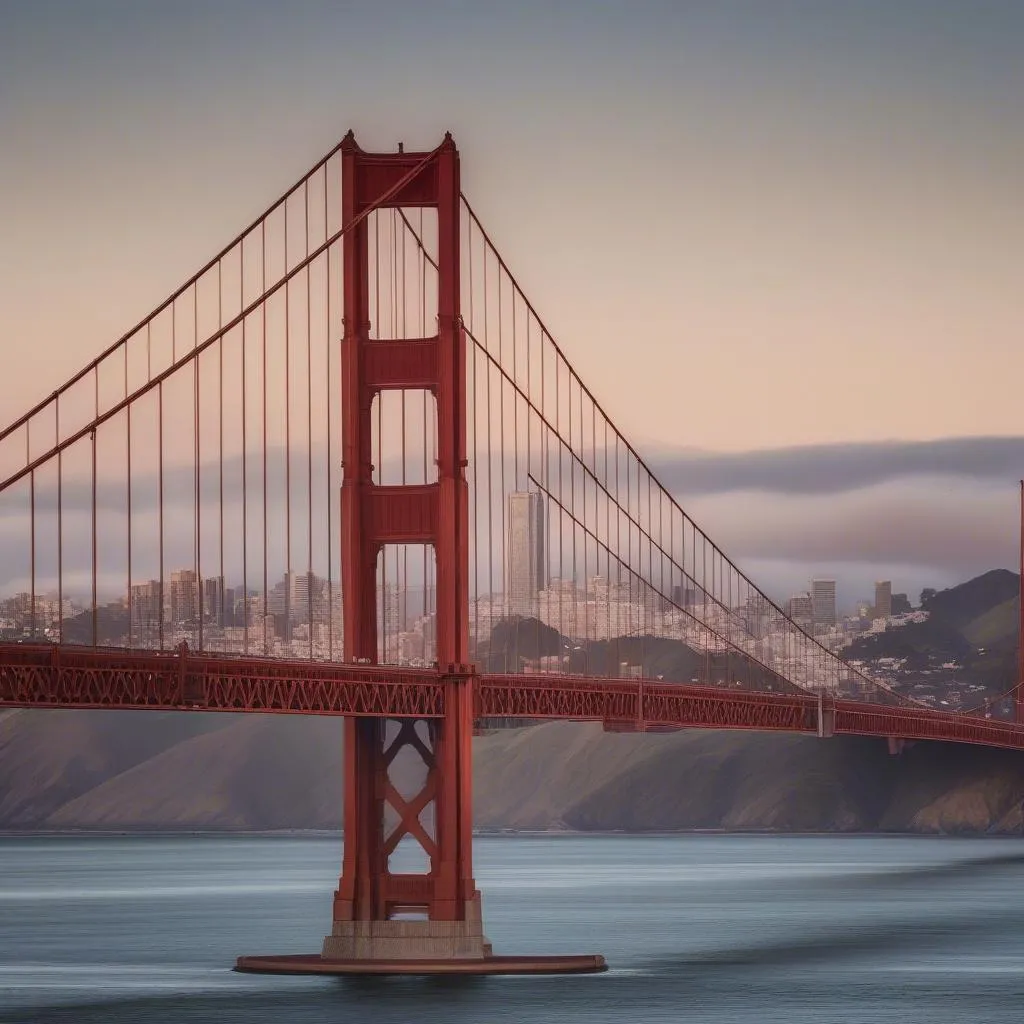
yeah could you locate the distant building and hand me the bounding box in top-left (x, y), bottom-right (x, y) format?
top-left (506, 492), bottom-right (546, 617)
top-left (786, 593), bottom-right (813, 624)
top-left (130, 579), bottom-right (162, 630)
top-left (671, 585), bottom-right (700, 608)
top-left (169, 569), bottom-right (199, 624)
top-left (874, 580), bottom-right (892, 619)
top-left (891, 592), bottom-right (912, 615)
top-left (810, 579), bottom-right (837, 629)
top-left (289, 571), bottom-right (327, 624)
top-left (202, 576), bottom-right (225, 625)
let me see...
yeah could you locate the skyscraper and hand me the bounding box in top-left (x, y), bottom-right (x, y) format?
top-left (874, 580), bottom-right (892, 619)
top-left (202, 576), bottom-right (225, 624)
top-left (169, 569), bottom-right (199, 624)
top-left (785, 593), bottom-right (813, 625)
top-left (130, 579), bottom-right (162, 631)
top-left (810, 578), bottom-right (836, 629)
top-left (506, 492), bottom-right (546, 616)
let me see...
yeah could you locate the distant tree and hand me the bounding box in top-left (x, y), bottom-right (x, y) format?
top-left (920, 587), bottom-right (937, 608)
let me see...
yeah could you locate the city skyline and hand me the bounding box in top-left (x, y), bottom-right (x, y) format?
top-left (0, 553), bottom-right (931, 637)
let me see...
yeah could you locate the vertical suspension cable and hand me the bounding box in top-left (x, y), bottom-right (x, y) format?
top-left (484, 244), bottom-right (494, 619)
top-left (374, 210), bottom-right (383, 660)
top-left (419, 205), bottom-right (428, 638)
top-left (261, 220), bottom-right (269, 653)
top-left (400, 209), bottom-right (407, 655)
top-left (539, 315), bottom-right (547, 668)
top-left (306, 180), bottom-right (314, 656)
top-left (285, 198), bottom-right (292, 647)
top-left (29, 461), bottom-right (35, 638)
top-left (523, 304), bottom-right (531, 671)
top-left (144, 324), bottom-right (151, 645)
top-left (126, 342), bottom-right (132, 648)
top-left (598, 417), bottom-right (606, 667)
top-left (158, 380), bottom-right (164, 648)
top-left (242, 239), bottom-right (249, 655)
top-left (391, 210), bottom-right (399, 661)
top-left (556, 355), bottom-right (563, 660)
top-left (421, 207), bottom-right (428, 640)
top-left (467, 210), bottom-right (478, 656)
top-left (497, 264), bottom-right (506, 665)
top-left (24, 419), bottom-right (35, 637)
top-left (92, 368), bottom-right (99, 647)
top-left (56, 396), bottom-right (63, 644)
top-left (218, 260), bottom-right (225, 645)
top-left (325, 178), bottom-right (333, 660)
top-left (195, 281), bottom-right (202, 653)
top-left (569, 371), bottom-right (577, 661)
top-left (612, 431), bottom-right (619, 663)
top-left (91, 424), bottom-right (97, 648)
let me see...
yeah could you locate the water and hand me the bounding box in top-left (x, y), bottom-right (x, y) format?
top-left (2, 833), bottom-right (1024, 1023)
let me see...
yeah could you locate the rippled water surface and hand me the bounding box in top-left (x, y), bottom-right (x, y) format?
top-left (3, 833), bottom-right (1024, 1023)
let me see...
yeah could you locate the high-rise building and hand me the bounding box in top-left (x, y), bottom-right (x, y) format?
top-left (506, 492), bottom-right (546, 617)
top-left (202, 576), bottom-right (225, 624)
top-left (786, 593), bottom-right (812, 624)
top-left (810, 579), bottom-right (837, 629)
top-left (169, 569), bottom-right (199, 624)
top-left (874, 580), bottom-right (892, 619)
top-left (130, 579), bottom-right (162, 630)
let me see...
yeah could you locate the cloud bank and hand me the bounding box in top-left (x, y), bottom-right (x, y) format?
top-left (649, 436), bottom-right (1024, 496)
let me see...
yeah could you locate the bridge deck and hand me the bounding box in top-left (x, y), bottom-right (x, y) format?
top-left (2, 643), bottom-right (1021, 753)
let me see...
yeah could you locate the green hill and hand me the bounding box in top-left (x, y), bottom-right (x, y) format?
top-left (846, 569), bottom-right (1020, 701)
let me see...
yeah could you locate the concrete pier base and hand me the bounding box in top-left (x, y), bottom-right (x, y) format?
top-left (321, 918), bottom-right (492, 961)
top-left (235, 953), bottom-right (607, 976)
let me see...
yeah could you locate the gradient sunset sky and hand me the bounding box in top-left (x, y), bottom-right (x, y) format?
top-left (1, 0), bottom-right (1022, 604)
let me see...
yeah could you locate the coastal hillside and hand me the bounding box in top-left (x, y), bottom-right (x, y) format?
top-left (846, 569), bottom-right (1019, 700)
top-left (3, 710), bottom-right (1024, 835)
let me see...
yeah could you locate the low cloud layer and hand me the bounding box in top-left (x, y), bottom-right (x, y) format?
top-left (650, 436), bottom-right (1024, 496)
top-left (1, 436), bottom-right (1020, 610)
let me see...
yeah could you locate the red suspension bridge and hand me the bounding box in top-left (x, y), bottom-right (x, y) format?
top-left (1, 134), bottom-right (1022, 974)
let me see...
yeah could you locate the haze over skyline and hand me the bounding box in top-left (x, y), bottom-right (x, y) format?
top-left (1, 0), bottom-right (1022, 603)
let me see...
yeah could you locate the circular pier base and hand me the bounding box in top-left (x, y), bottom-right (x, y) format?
top-left (235, 953), bottom-right (607, 976)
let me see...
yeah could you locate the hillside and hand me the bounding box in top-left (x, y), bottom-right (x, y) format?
top-left (3, 709), bottom-right (1024, 835)
top-left (846, 569), bottom-right (1019, 701)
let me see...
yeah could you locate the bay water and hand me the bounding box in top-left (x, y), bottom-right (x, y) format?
top-left (2, 833), bottom-right (1024, 1023)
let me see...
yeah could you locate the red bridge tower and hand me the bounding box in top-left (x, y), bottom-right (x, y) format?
top-left (323, 131), bottom-right (484, 960)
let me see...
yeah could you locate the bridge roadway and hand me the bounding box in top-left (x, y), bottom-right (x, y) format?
top-left (1, 642), bottom-right (1021, 752)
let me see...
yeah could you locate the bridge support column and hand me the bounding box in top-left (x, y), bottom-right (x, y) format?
top-left (323, 678), bottom-right (488, 961)
top-left (235, 132), bottom-right (603, 976)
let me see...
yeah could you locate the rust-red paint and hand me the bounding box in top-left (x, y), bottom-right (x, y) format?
top-left (5, 644), bottom-right (1024, 752)
top-left (333, 134), bottom-right (476, 929)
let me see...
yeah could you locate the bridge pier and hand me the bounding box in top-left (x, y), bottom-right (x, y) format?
top-left (237, 697), bottom-right (603, 975)
top-left (323, 698), bottom-right (486, 962)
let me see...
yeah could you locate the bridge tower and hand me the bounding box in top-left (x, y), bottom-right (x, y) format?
top-left (323, 132), bottom-right (485, 961)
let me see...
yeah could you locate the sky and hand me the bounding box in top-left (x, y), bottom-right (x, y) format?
top-left (1, 0), bottom-right (1022, 608)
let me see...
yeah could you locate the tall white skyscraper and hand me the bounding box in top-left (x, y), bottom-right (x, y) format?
top-left (810, 578), bottom-right (837, 629)
top-left (506, 492), bottom-right (546, 617)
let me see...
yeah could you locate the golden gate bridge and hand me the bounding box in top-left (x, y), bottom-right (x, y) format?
top-left (0, 133), bottom-right (1022, 975)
